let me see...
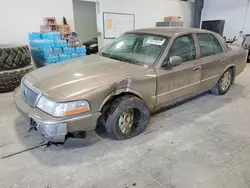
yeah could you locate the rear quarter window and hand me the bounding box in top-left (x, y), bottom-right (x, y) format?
top-left (224, 42), bottom-right (232, 51)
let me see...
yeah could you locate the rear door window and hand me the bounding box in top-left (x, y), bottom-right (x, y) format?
top-left (197, 33), bottom-right (223, 58)
top-left (211, 35), bottom-right (223, 54)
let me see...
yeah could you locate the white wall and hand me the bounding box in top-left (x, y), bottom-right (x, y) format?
top-left (202, 0), bottom-right (249, 39)
top-left (73, 0), bottom-right (97, 42)
top-left (0, 0), bottom-right (194, 47)
top-left (0, 0), bottom-right (74, 45)
top-left (243, 0), bottom-right (250, 34)
top-left (102, 0), bottom-right (194, 28)
top-left (99, 0), bottom-right (195, 46)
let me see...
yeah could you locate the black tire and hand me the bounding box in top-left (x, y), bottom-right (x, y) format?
top-left (216, 68), bottom-right (233, 95)
top-left (247, 50), bottom-right (250, 63)
top-left (0, 44), bottom-right (32, 71)
top-left (105, 95), bottom-right (150, 140)
top-left (0, 65), bottom-right (34, 93)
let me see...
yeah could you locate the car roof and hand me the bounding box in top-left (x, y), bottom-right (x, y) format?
top-left (127, 27), bottom-right (214, 37)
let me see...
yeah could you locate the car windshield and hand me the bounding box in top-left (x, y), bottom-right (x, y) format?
top-left (100, 33), bottom-right (168, 66)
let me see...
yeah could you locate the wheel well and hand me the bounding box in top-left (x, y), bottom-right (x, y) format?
top-left (101, 92), bottom-right (142, 113)
top-left (96, 92), bottom-right (143, 129)
top-left (229, 66), bottom-right (236, 84)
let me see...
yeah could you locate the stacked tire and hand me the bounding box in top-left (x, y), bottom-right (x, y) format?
top-left (0, 45), bottom-right (34, 93)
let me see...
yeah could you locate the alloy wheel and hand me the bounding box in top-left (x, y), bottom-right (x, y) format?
top-left (118, 109), bottom-right (134, 135)
top-left (220, 71), bottom-right (231, 91)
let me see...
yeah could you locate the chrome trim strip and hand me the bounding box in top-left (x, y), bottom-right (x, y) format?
top-left (158, 81), bottom-right (200, 97)
top-left (23, 78), bottom-right (40, 94)
top-left (201, 74), bottom-right (219, 83)
top-left (34, 92), bottom-right (42, 107)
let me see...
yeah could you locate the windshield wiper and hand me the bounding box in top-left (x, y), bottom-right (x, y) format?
top-left (110, 56), bottom-right (131, 63)
top-left (100, 52), bottom-right (111, 58)
top-left (101, 52), bottom-right (131, 63)
top-left (101, 52), bottom-right (146, 66)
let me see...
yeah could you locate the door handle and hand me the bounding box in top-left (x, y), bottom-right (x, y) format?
top-left (221, 59), bottom-right (226, 64)
top-left (193, 66), bottom-right (201, 72)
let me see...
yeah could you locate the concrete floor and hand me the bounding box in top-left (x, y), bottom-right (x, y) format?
top-left (1, 65), bottom-right (250, 188)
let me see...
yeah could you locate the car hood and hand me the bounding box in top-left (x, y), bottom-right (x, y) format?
top-left (29, 54), bottom-right (147, 99)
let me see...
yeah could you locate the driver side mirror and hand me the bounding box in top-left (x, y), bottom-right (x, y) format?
top-left (162, 56), bottom-right (182, 69)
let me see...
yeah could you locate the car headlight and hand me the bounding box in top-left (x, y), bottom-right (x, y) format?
top-left (36, 95), bottom-right (90, 117)
top-left (36, 96), bottom-right (57, 115)
top-left (53, 100), bottom-right (90, 117)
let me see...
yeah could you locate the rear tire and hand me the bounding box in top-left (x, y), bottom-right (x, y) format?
top-left (216, 68), bottom-right (233, 95)
top-left (105, 95), bottom-right (150, 140)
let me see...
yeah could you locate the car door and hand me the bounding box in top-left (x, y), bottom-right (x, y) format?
top-left (195, 33), bottom-right (226, 93)
top-left (155, 34), bottom-right (201, 108)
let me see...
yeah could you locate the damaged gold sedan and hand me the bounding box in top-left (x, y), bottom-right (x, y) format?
top-left (14, 28), bottom-right (247, 142)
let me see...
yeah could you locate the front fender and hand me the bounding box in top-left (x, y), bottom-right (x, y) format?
top-left (98, 68), bottom-right (157, 112)
top-left (99, 88), bottom-right (144, 111)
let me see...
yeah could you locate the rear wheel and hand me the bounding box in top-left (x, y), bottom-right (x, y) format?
top-left (105, 95), bottom-right (150, 140)
top-left (216, 68), bottom-right (233, 95)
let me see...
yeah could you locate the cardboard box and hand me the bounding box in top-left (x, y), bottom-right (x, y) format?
top-left (164, 16), bottom-right (181, 22)
top-left (40, 25), bottom-right (52, 33)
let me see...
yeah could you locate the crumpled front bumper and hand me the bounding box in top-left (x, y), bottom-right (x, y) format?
top-left (14, 87), bottom-right (100, 142)
top-left (29, 116), bottom-right (67, 143)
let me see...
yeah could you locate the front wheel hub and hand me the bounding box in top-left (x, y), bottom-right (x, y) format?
top-left (118, 109), bottom-right (134, 135)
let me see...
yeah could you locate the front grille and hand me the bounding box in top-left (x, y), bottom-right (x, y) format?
top-left (21, 81), bottom-right (39, 107)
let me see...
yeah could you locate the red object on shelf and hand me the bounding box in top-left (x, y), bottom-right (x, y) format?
top-left (44, 17), bottom-right (57, 25)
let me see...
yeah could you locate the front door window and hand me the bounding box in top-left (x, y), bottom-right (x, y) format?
top-left (168, 34), bottom-right (196, 64)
